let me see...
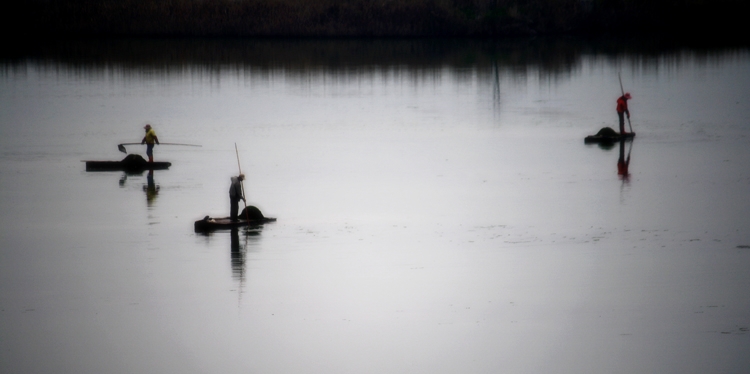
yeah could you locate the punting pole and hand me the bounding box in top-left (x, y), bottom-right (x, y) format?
top-left (235, 143), bottom-right (251, 224)
top-left (618, 72), bottom-right (634, 133)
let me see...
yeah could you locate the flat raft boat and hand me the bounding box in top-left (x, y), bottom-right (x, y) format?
top-left (85, 154), bottom-right (171, 172)
top-left (194, 216), bottom-right (277, 232)
top-left (194, 206), bottom-right (276, 232)
top-left (584, 127), bottom-right (635, 144)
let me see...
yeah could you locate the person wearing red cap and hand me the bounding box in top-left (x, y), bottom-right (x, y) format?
top-left (616, 93), bottom-right (632, 135)
top-left (140, 124), bottom-right (160, 162)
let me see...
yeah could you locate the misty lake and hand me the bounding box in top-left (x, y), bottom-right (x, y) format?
top-left (1, 38), bottom-right (749, 373)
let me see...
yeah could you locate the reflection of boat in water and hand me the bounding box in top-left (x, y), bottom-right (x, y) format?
top-left (584, 127), bottom-right (635, 144)
top-left (194, 206), bottom-right (276, 232)
top-left (85, 154), bottom-right (171, 172)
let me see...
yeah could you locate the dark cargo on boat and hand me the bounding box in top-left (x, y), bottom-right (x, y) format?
top-left (194, 206), bottom-right (276, 232)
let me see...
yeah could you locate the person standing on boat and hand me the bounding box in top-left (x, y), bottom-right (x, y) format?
top-left (141, 124), bottom-right (160, 163)
top-left (616, 93), bottom-right (632, 135)
top-left (229, 174), bottom-right (246, 222)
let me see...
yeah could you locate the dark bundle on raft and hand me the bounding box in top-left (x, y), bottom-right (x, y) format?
top-left (194, 206), bottom-right (277, 232)
top-left (584, 127), bottom-right (635, 144)
top-left (85, 154), bottom-right (171, 172)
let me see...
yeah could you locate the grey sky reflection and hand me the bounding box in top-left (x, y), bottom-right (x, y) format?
top-left (1, 39), bottom-right (749, 374)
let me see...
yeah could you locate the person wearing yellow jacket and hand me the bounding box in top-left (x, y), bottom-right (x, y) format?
top-left (141, 124), bottom-right (160, 162)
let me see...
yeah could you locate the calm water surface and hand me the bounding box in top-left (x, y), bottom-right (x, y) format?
top-left (1, 38), bottom-right (749, 373)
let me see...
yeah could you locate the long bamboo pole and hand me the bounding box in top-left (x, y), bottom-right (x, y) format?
top-left (618, 72), bottom-right (634, 133)
top-left (235, 143), bottom-right (250, 223)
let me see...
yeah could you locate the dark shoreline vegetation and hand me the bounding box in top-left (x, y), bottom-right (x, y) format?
top-left (3, 0), bottom-right (745, 39)
top-left (3, 37), bottom-right (746, 80)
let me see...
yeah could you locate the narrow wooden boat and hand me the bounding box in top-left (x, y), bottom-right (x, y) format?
top-left (584, 127), bottom-right (635, 144)
top-left (85, 154), bottom-right (171, 172)
top-left (194, 216), bottom-right (277, 232)
top-left (194, 206), bottom-right (276, 232)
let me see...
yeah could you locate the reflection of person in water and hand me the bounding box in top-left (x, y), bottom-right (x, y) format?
top-left (231, 229), bottom-right (244, 280)
top-left (617, 139), bottom-right (631, 180)
top-left (230, 228), bottom-right (259, 283)
top-left (143, 169), bottom-right (159, 206)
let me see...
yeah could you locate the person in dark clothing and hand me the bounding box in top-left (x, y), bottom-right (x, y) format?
top-left (229, 174), bottom-right (245, 221)
top-left (616, 93), bottom-right (632, 135)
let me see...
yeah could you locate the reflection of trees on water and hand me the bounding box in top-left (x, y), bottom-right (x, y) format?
top-left (7, 37), bottom-right (741, 84)
top-left (492, 59), bottom-right (501, 111)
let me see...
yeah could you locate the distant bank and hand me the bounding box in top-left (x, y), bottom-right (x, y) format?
top-left (3, 0), bottom-right (745, 40)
